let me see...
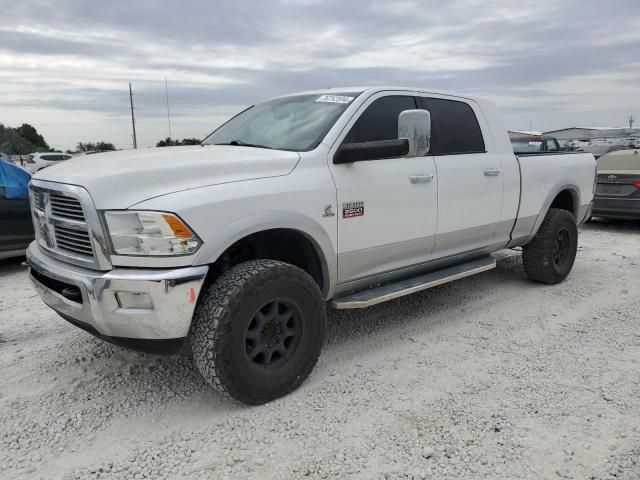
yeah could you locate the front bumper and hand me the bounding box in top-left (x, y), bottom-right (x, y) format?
top-left (592, 197), bottom-right (640, 220)
top-left (26, 242), bottom-right (208, 341)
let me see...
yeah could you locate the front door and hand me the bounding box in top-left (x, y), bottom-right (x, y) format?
top-left (329, 93), bottom-right (438, 284)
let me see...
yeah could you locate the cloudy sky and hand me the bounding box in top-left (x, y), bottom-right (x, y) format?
top-left (1, 0), bottom-right (639, 150)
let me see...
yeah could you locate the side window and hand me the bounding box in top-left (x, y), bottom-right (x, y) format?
top-left (546, 139), bottom-right (558, 151)
top-left (41, 155), bottom-right (56, 161)
top-left (422, 98), bottom-right (485, 155)
top-left (344, 95), bottom-right (416, 144)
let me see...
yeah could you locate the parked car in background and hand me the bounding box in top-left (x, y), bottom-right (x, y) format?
top-left (510, 135), bottom-right (561, 154)
top-left (572, 143), bottom-right (630, 159)
top-left (25, 152), bottom-right (74, 174)
top-left (592, 149), bottom-right (640, 220)
top-left (0, 159), bottom-right (34, 259)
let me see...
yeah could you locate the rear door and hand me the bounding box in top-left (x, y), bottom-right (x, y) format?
top-left (418, 96), bottom-right (504, 258)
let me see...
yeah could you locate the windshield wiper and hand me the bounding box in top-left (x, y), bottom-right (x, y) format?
top-left (215, 140), bottom-right (274, 150)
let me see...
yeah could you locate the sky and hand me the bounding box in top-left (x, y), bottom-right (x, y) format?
top-left (1, 0), bottom-right (639, 151)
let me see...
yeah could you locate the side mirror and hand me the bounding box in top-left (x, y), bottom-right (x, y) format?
top-left (398, 109), bottom-right (431, 157)
top-left (333, 139), bottom-right (409, 164)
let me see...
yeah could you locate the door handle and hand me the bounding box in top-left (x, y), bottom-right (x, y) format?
top-left (483, 168), bottom-right (502, 177)
top-left (410, 174), bottom-right (434, 184)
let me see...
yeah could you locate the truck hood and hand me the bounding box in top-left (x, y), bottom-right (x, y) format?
top-left (34, 145), bottom-right (301, 208)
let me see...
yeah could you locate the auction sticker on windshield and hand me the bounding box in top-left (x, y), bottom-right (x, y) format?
top-left (315, 95), bottom-right (354, 104)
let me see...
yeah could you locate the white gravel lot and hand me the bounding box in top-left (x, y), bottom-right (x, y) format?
top-left (1, 220), bottom-right (639, 480)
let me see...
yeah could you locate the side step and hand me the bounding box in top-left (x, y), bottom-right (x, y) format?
top-left (332, 256), bottom-right (496, 309)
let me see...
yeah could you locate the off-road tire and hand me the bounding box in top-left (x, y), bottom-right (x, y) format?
top-left (522, 208), bottom-right (578, 285)
top-left (191, 259), bottom-right (326, 405)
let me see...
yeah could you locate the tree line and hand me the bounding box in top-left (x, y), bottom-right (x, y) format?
top-left (0, 123), bottom-right (50, 155)
top-left (0, 123), bottom-right (203, 156)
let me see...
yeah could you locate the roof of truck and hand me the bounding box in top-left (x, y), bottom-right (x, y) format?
top-left (275, 86), bottom-right (481, 102)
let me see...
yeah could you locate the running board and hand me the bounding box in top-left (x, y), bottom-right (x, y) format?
top-left (332, 256), bottom-right (496, 309)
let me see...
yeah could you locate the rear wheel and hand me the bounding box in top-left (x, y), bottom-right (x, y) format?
top-left (191, 259), bottom-right (326, 405)
top-left (522, 208), bottom-right (578, 285)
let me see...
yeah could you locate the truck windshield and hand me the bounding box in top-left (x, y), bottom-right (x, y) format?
top-left (202, 93), bottom-right (359, 152)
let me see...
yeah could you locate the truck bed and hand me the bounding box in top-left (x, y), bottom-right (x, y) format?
top-left (509, 152), bottom-right (596, 246)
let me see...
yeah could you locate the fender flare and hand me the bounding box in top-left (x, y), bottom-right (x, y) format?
top-left (530, 183), bottom-right (580, 238)
top-left (192, 211), bottom-right (336, 298)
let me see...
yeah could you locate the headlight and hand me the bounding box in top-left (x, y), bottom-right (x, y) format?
top-left (103, 211), bottom-right (201, 256)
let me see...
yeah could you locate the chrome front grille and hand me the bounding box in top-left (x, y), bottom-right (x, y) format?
top-left (54, 224), bottom-right (94, 256)
top-left (49, 193), bottom-right (85, 220)
top-left (29, 181), bottom-right (111, 270)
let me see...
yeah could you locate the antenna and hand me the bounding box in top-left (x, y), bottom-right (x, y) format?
top-left (129, 82), bottom-right (137, 149)
top-left (165, 77), bottom-right (173, 139)
top-left (630, 115), bottom-right (635, 129)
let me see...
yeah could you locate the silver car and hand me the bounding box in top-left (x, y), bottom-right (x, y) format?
top-left (593, 149), bottom-right (640, 220)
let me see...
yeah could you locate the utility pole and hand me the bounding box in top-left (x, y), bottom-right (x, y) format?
top-left (629, 115), bottom-right (635, 129)
top-left (165, 76), bottom-right (172, 140)
top-left (129, 82), bottom-right (138, 149)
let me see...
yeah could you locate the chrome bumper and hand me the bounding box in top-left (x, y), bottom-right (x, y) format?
top-left (26, 242), bottom-right (208, 340)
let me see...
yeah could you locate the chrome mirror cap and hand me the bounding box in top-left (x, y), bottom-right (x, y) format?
top-left (398, 109), bottom-right (431, 157)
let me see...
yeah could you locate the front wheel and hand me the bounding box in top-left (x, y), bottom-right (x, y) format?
top-left (522, 208), bottom-right (578, 285)
top-left (191, 259), bottom-right (326, 405)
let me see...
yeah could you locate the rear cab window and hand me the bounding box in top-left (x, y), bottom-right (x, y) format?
top-left (418, 97), bottom-right (486, 155)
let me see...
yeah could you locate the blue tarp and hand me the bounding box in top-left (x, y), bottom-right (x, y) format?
top-left (0, 159), bottom-right (31, 199)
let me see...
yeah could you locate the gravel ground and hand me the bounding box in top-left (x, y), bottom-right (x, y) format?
top-left (1, 219), bottom-right (639, 480)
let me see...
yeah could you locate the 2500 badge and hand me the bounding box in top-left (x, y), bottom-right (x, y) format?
top-left (342, 201), bottom-right (364, 218)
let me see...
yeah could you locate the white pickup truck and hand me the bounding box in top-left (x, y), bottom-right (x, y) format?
top-left (27, 87), bottom-right (596, 404)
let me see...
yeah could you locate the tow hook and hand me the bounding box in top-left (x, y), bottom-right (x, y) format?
top-left (61, 286), bottom-right (82, 302)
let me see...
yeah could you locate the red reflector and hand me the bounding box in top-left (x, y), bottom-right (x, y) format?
top-left (634, 181), bottom-right (640, 190)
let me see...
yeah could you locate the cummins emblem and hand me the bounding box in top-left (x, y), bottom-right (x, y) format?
top-left (322, 205), bottom-right (335, 217)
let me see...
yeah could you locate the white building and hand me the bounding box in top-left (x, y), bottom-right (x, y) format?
top-left (543, 127), bottom-right (637, 141)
